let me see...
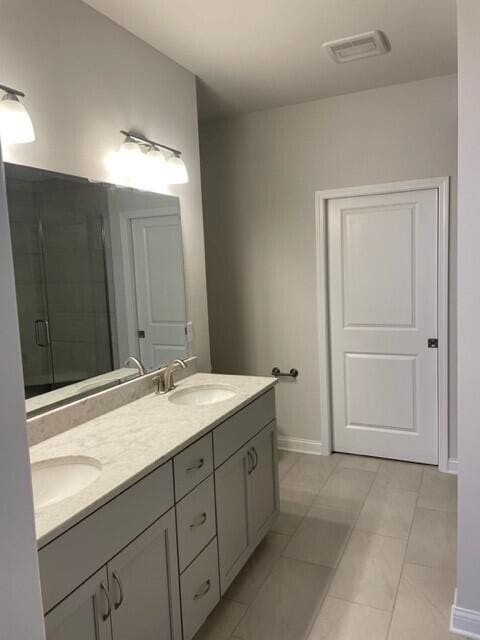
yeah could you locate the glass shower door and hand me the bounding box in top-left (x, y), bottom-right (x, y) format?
top-left (38, 183), bottom-right (113, 388)
top-left (7, 183), bottom-right (54, 398)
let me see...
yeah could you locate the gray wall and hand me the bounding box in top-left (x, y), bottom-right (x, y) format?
top-left (456, 0), bottom-right (480, 618)
top-left (0, 148), bottom-right (45, 638)
top-left (0, 0), bottom-right (211, 372)
top-left (201, 74), bottom-right (458, 458)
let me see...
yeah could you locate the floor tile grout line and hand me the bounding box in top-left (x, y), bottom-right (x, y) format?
top-left (323, 593), bottom-right (394, 615)
top-left (414, 504), bottom-right (458, 515)
top-left (352, 526), bottom-right (415, 542)
top-left (403, 558), bottom-right (457, 572)
top-left (384, 465), bottom-right (425, 639)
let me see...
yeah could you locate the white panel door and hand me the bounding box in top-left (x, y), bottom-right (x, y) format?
top-left (328, 189), bottom-right (438, 464)
top-left (131, 216), bottom-right (187, 369)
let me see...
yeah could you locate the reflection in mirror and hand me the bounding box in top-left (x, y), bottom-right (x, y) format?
top-left (5, 163), bottom-right (188, 417)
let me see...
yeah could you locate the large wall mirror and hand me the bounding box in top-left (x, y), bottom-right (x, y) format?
top-left (5, 163), bottom-right (189, 417)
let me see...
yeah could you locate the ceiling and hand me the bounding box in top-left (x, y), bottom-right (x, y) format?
top-left (82, 0), bottom-right (457, 120)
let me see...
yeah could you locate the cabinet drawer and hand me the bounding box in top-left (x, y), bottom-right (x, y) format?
top-left (176, 475), bottom-right (216, 573)
top-left (174, 433), bottom-right (213, 500)
top-left (213, 389), bottom-right (275, 467)
top-left (39, 461), bottom-right (174, 613)
top-left (180, 538), bottom-right (220, 640)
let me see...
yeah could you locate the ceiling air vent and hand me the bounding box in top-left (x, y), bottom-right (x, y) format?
top-left (323, 30), bottom-right (390, 63)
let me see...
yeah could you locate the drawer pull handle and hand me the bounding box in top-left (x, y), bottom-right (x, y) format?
top-left (194, 579), bottom-right (211, 600)
top-left (112, 571), bottom-right (124, 610)
top-left (251, 446), bottom-right (258, 470)
top-left (190, 512), bottom-right (207, 529)
top-left (247, 450), bottom-right (254, 474)
top-left (186, 458), bottom-right (205, 472)
top-left (100, 582), bottom-right (111, 621)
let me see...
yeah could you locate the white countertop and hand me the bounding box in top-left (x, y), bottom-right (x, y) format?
top-left (30, 373), bottom-right (276, 548)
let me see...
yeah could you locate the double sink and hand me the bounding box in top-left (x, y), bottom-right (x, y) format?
top-left (31, 383), bottom-right (238, 512)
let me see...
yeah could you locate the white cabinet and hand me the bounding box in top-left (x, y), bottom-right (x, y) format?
top-left (45, 510), bottom-right (181, 640)
top-left (108, 509), bottom-right (182, 640)
top-left (44, 568), bottom-right (111, 640)
top-left (216, 442), bottom-right (253, 592)
top-left (216, 421), bottom-right (279, 593)
top-left (250, 421), bottom-right (279, 542)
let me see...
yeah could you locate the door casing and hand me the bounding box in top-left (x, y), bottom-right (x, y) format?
top-left (315, 177), bottom-right (450, 472)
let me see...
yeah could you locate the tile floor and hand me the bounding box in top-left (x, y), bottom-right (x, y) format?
top-left (194, 451), bottom-right (460, 640)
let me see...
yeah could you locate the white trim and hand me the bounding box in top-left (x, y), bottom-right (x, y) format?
top-left (447, 458), bottom-right (458, 474)
top-left (451, 589), bottom-right (480, 638)
top-left (315, 177), bottom-right (450, 469)
top-left (277, 436), bottom-right (325, 456)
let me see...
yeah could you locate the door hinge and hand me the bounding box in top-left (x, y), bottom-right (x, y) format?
top-left (138, 330), bottom-right (145, 339)
top-left (428, 338), bottom-right (438, 348)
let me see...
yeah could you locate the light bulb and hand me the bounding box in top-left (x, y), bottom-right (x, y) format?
top-left (147, 147), bottom-right (167, 173)
top-left (166, 154), bottom-right (189, 184)
top-left (117, 137), bottom-right (144, 177)
top-left (0, 93), bottom-right (35, 144)
top-left (141, 147), bottom-right (168, 191)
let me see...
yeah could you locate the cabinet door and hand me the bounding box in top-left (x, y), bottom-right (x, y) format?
top-left (45, 568), bottom-right (111, 640)
top-left (215, 443), bottom-right (252, 593)
top-left (250, 421), bottom-right (279, 544)
top-left (107, 508), bottom-right (182, 640)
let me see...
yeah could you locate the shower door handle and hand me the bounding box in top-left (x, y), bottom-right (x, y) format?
top-left (34, 319), bottom-right (50, 347)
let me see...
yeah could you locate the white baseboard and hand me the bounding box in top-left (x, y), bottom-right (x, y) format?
top-left (277, 436), bottom-right (325, 456)
top-left (451, 589), bottom-right (480, 638)
top-left (448, 458), bottom-right (458, 474)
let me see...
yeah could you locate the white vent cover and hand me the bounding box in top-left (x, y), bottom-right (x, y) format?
top-left (323, 30), bottom-right (390, 63)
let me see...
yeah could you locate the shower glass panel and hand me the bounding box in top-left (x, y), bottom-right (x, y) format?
top-left (7, 178), bottom-right (54, 396)
top-left (6, 168), bottom-right (113, 398)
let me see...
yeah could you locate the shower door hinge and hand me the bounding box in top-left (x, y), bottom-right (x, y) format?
top-left (428, 338), bottom-right (438, 348)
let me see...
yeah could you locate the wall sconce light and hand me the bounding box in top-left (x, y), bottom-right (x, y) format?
top-left (114, 131), bottom-right (189, 186)
top-left (0, 84), bottom-right (35, 144)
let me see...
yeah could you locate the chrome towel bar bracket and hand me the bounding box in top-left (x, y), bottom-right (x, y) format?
top-left (272, 367), bottom-right (299, 379)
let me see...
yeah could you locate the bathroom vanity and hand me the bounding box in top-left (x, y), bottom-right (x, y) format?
top-left (31, 373), bottom-right (279, 640)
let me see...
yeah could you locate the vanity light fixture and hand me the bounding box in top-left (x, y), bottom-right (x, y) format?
top-left (0, 84), bottom-right (35, 144)
top-left (166, 153), bottom-right (189, 184)
top-left (118, 130), bottom-right (189, 185)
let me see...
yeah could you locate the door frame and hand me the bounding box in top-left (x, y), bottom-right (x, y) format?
top-left (315, 177), bottom-right (450, 471)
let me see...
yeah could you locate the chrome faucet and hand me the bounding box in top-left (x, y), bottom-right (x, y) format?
top-left (123, 355), bottom-right (146, 376)
top-left (154, 358), bottom-right (187, 394)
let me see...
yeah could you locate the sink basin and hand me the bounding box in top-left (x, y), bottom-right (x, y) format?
top-left (31, 456), bottom-right (102, 510)
top-left (169, 384), bottom-right (238, 406)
